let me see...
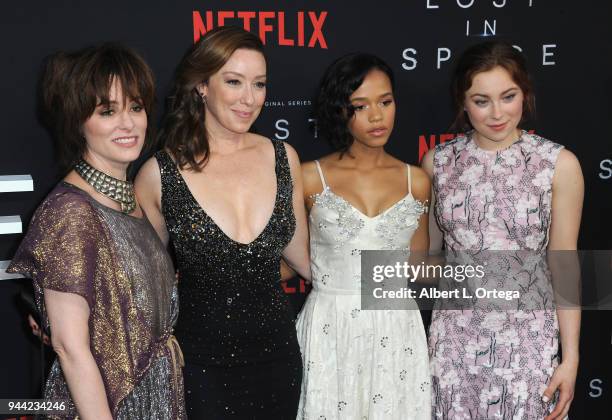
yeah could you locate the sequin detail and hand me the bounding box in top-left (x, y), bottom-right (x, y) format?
top-left (311, 186), bottom-right (365, 250)
top-left (297, 164), bottom-right (431, 419)
top-left (311, 187), bottom-right (426, 251)
top-left (156, 139), bottom-right (302, 417)
top-left (375, 197), bottom-right (427, 250)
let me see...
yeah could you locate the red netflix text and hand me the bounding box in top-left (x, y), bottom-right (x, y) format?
top-left (418, 133), bottom-right (457, 163)
top-left (418, 130), bottom-right (535, 162)
top-left (281, 278), bottom-right (308, 294)
top-left (193, 11), bottom-right (328, 48)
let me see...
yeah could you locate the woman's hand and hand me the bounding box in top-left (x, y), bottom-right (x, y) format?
top-left (543, 359), bottom-right (578, 420)
top-left (28, 314), bottom-right (50, 346)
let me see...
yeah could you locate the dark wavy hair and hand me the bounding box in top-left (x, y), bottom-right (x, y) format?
top-left (40, 43), bottom-right (155, 172)
top-left (315, 53), bottom-right (394, 154)
top-left (451, 40), bottom-right (535, 131)
top-left (159, 26), bottom-right (265, 171)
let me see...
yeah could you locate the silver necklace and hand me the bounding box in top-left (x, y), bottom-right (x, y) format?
top-left (74, 159), bottom-right (136, 214)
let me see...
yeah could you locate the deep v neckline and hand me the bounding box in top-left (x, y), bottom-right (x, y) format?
top-left (163, 146), bottom-right (279, 247)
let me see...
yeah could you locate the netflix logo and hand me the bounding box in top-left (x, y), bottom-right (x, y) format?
top-left (282, 278), bottom-right (308, 294)
top-left (418, 133), bottom-right (457, 162)
top-left (417, 130), bottom-right (535, 162)
top-left (193, 11), bottom-right (328, 48)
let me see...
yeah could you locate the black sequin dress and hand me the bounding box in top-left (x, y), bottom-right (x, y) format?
top-left (155, 139), bottom-right (302, 419)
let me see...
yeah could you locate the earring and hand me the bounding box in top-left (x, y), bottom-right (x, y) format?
top-left (200, 93), bottom-right (207, 104)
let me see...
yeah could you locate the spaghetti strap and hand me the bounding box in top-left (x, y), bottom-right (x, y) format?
top-left (407, 164), bottom-right (412, 195)
top-left (314, 160), bottom-right (328, 189)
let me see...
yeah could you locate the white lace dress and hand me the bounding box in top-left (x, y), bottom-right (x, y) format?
top-left (296, 161), bottom-right (431, 420)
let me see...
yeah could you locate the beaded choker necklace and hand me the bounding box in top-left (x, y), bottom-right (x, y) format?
top-left (74, 159), bottom-right (136, 214)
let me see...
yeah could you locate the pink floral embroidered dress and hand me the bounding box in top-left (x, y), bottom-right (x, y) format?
top-left (429, 131), bottom-right (564, 419)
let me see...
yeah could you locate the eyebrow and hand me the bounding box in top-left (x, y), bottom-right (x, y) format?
top-left (469, 87), bottom-right (519, 98)
top-left (350, 92), bottom-right (393, 101)
top-left (97, 98), bottom-right (138, 103)
top-left (222, 71), bottom-right (267, 79)
top-left (96, 97), bottom-right (142, 107)
top-left (96, 100), bottom-right (118, 106)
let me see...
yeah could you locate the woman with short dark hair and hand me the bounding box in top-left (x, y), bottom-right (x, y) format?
top-left (8, 43), bottom-right (185, 419)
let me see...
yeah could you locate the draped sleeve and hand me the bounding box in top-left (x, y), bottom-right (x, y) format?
top-left (8, 188), bottom-right (103, 309)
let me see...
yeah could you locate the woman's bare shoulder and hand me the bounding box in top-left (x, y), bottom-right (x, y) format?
top-left (408, 164), bottom-right (431, 202)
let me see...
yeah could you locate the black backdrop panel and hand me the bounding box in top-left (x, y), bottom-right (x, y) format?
top-left (0, 1), bottom-right (610, 416)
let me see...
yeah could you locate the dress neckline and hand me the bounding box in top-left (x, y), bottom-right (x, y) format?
top-left (312, 186), bottom-right (419, 220)
top-left (467, 129), bottom-right (526, 155)
top-left (311, 160), bottom-right (425, 220)
top-left (161, 142), bottom-right (280, 247)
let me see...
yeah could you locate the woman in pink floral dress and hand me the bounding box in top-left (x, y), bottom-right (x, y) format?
top-left (422, 41), bottom-right (583, 419)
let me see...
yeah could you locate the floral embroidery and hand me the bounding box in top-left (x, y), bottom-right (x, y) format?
top-left (312, 187), bottom-right (365, 250)
top-left (299, 166), bottom-right (430, 419)
top-left (374, 198), bottom-right (426, 250)
top-left (430, 131), bottom-right (563, 419)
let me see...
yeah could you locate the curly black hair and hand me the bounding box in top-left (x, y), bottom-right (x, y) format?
top-left (315, 53), bottom-right (394, 154)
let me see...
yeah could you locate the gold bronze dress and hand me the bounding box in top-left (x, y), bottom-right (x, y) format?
top-left (8, 182), bottom-right (186, 419)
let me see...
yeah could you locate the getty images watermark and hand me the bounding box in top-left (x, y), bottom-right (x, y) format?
top-left (361, 250), bottom-right (610, 311)
top-left (370, 260), bottom-right (517, 300)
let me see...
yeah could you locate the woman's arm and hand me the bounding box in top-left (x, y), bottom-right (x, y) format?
top-left (45, 289), bottom-right (113, 420)
top-left (280, 160), bottom-right (322, 281)
top-left (408, 166), bottom-right (444, 285)
top-left (543, 148), bottom-right (584, 420)
top-left (28, 314), bottom-right (50, 346)
top-left (421, 149), bottom-right (444, 252)
top-left (409, 166), bottom-right (431, 252)
top-left (135, 157), bottom-right (169, 246)
top-left (281, 143), bottom-right (311, 281)
top-left (280, 259), bottom-right (297, 280)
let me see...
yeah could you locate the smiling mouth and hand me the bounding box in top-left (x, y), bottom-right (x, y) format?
top-left (112, 136), bottom-right (138, 146)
